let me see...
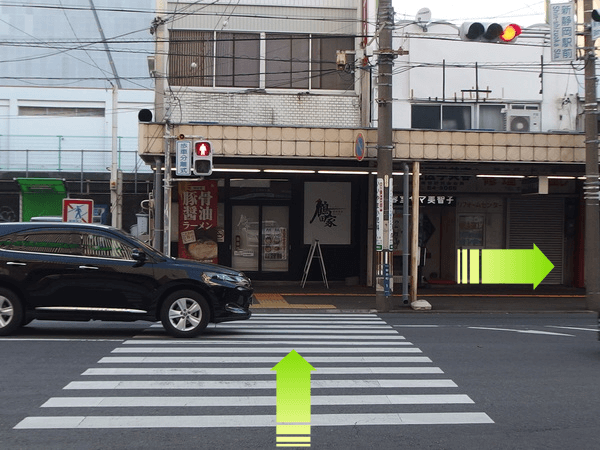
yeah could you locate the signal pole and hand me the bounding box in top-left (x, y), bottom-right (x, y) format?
top-left (583, 0), bottom-right (600, 313)
top-left (375, 0), bottom-right (394, 311)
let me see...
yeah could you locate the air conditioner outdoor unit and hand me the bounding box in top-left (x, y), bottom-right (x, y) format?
top-left (504, 109), bottom-right (541, 132)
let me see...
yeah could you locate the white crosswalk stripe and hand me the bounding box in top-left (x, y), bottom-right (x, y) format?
top-left (14, 313), bottom-right (494, 431)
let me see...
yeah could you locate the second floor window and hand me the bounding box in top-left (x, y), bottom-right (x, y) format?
top-left (169, 31), bottom-right (354, 91)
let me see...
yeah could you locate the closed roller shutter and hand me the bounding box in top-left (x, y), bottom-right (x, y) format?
top-left (508, 197), bottom-right (564, 284)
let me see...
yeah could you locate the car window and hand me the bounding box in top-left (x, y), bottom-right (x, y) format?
top-left (0, 231), bottom-right (82, 255)
top-left (81, 232), bottom-right (134, 260)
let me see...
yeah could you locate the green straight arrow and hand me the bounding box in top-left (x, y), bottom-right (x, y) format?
top-left (458, 244), bottom-right (554, 289)
top-left (271, 350), bottom-right (316, 448)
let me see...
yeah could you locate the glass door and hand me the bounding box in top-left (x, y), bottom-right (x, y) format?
top-left (231, 205), bottom-right (289, 273)
top-left (232, 205), bottom-right (259, 272)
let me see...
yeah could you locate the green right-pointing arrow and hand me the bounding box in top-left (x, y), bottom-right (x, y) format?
top-left (481, 244), bottom-right (554, 289)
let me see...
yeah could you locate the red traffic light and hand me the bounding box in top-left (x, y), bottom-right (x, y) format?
top-left (194, 141), bottom-right (211, 157)
top-left (500, 24), bottom-right (522, 42)
top-left (460, 22), bottom-right (522, 43)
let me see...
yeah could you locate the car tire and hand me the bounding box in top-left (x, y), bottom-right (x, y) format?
top-left (0, 288), bottom-right (24, 336)
top-left (160, 290), bottom-right (210, 338)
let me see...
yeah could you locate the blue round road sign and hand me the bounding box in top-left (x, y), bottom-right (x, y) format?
top-left (355, 133), bottom-right (365, 161)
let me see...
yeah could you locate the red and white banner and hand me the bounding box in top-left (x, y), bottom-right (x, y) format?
top-left (178, 180), bottom-right (218, 263)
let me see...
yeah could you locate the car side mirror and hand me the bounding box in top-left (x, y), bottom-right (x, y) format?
top-left (132, 249), bottom-right (146, 262)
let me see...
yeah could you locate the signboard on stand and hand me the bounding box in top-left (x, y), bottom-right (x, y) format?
top-left (304, 182), bottom-right (351, 245)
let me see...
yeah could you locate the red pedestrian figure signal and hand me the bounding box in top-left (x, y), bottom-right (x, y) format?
top-left (195, 141), bottom-right (211, 157)
top-left (193, 140), bottom-right (213, 176)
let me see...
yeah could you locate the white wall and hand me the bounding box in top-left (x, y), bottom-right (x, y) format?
top-left (0, 86), bottom-right (153, 172)
top-left (391, 22), bottom-right (581, 132)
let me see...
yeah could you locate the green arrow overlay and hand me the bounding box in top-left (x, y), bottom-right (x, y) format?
top-left (271, 350), bottom-right (316, 447)
top-left (458, 244), bottom-right (554, 289)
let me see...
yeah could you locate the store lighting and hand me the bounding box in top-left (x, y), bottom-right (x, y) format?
top-left (318, 170), bottom-right (371, 175)
top-left (476, 174), bottom-right (525, 179)
top-left (212, 168), bottom-right (261, 173)
top-left (547, 176), bottom-right (577, 180)
top-left (263, 169), bottom-right (316, 174)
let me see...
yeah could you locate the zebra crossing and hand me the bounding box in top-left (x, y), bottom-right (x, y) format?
top-left (14, 313), bottom-right (493, 431)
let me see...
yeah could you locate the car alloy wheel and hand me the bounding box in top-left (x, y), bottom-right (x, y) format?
top-left (0, 296), bottom-right (13, 327)
top-left (160, 290), bottom-right (210, 338)
top-left (0, 288), bottom-right (24, 336)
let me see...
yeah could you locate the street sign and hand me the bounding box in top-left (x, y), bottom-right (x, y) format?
top-left (550, 2), bottom-right (575, 62)
top-left (175, 140), bottom-right (192, 176)
top-left (355, 133), bottom-right (365, 161)
top-left (62, 199), bottom-right (94, 223)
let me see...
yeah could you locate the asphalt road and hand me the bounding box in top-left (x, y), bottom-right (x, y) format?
top-left (1, 313), bottom-right (599, 450)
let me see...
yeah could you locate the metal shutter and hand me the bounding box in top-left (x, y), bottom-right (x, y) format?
top-left (507, 197), bottom-right (564, 284)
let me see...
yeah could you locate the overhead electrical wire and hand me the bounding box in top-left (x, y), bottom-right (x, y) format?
top-left (0, 1), bottom-right (587, 93)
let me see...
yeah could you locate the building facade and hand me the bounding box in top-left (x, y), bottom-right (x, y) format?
top-left (141, 4), bottom-right (592, 289)
top-left (388, 19), bottom-right (584, 287)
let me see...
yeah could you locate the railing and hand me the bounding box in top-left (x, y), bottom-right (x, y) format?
top-left (0, 135), bottom-right (151, 175)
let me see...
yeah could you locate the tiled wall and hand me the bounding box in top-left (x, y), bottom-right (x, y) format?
top-left (140, 124), bottom-right (586, 163)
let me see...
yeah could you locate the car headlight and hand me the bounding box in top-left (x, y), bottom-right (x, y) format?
top-left (202, 271), bottom-right (251, 288)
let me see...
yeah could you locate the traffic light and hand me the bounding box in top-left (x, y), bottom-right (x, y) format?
top-left (460, 22), bottom-right (521, 43)
top-left (592, 10), bottom-right (600, 41)
top-left (192, 140), bottom-right (213, 176)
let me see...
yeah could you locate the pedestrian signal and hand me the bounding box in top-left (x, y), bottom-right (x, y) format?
top-left (192, 140), bottom-right (213, 176)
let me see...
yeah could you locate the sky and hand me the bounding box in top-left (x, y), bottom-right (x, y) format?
top-left (393, 0), bottom-right (547, 27)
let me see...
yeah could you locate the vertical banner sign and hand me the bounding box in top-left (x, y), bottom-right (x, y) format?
top-left (175, 140), bottom-right (192, 176)
top-left (388, 178), bottom-right (394, 250)
top-left (550, 2), bottom-right (575, 62)
top-left (178, 180), bottom-right (218, 263)
top-left (376, 178), bottom-right (384, 251)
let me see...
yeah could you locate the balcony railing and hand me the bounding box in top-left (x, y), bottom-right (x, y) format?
top-left (0, 135), bottom-right (151, 175)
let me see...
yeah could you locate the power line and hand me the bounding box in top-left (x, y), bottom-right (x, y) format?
top-left (0, 1), bottom-right (376, 26)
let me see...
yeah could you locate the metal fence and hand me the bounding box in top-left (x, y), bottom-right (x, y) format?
top-left (0, 135), bottom-right (151, 175)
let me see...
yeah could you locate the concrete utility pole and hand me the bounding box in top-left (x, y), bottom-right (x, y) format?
top-left (583, 0), bottom-right (600, 313)
top-left (89, 0), bottom-right (123, 229)
top-left (375, 0), bottom-right (394, 311)
top-left (151, 0), bottom-right (168, 251)
top-left (110, 85), bottom-right (122, 230)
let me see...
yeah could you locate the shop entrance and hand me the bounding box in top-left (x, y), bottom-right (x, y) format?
top-left (231, 205), bottom-right (290, 274)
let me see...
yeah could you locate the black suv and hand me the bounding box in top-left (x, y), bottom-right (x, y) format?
top-left (0, 222), bottom-right (252, 337)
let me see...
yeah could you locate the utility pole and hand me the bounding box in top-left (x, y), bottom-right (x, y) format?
top-left (375, 0), bottom-right (394, 311)
top-left (151, 0), bottom-right (168, 251)
top-left (89, 0), bottom-right (122, 229)
top-left (110, 85), bottom-right (122, 230)
top-left (583, 0), bottom-right (600, 313)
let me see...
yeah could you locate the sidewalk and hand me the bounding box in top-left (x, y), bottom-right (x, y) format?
top-left (251, 281), bottom-right (590, 313)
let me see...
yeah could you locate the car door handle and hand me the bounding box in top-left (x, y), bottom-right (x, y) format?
top-left (6, 261), bottom-right (26, 266)
top-left (78, 265), bottom-right (99, 270)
